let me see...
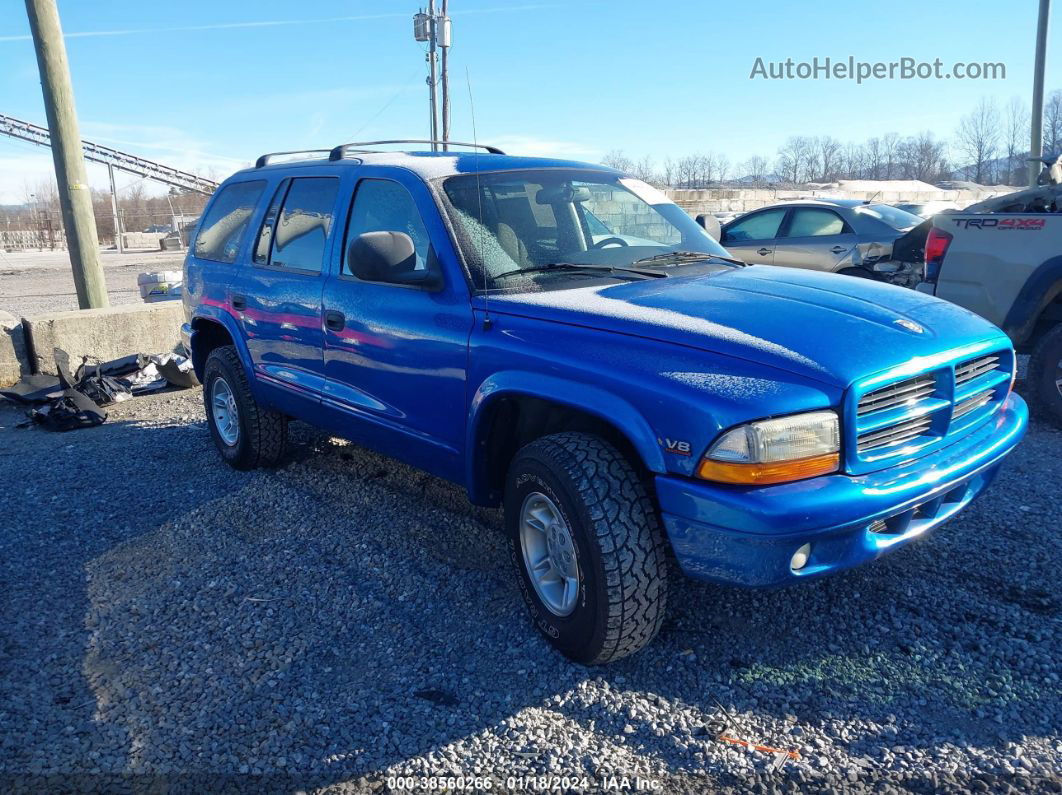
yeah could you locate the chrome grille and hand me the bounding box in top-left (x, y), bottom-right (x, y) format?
top-left (955, 354), bottom-right (999, 387)
top-left (852, 347), bottom-right (1011, 466)
top-left (857, 375), bottom-right (935, 416)
top-left (857, 415), bottom-right (933, 452)
top-left (953, 389), bottom-right (994, 420)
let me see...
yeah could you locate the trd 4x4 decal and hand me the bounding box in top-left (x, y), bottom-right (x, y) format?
top-left (952, 217), bottom-right (1045, 230)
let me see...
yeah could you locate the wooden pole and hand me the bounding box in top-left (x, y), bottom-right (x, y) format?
top-left (25, 0), bottom-right (108, 308)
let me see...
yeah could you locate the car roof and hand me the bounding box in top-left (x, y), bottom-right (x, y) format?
top-left (229, 151), bottom-right (619, 182)
top-left (755, 197), bottom-right (873, 211)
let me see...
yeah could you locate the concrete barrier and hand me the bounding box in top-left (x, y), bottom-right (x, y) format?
top-left (121, 231), bottom-right (167, 250)
top-left (22, 302), bottom-right (185, 375)
top-left (0, 311), bottom-right (30, 386)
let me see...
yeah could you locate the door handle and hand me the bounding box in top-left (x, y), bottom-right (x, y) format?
top-left (830, 246), bottom-right (847, 253)
top-left (757, 248), bottom-right (772, 256)
top-left (231, 294), bottom-right (247, 310)
top-left (325, 310), bottom-right (345, 332)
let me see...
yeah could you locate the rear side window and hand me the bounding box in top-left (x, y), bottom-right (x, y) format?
top-left (194, 180), bottom-right (266, 263)
top-left (261, 177), bottom-right (340, 273)
top-left (725, 208), bottom-right (786, 242)
top-left (786, 208), bottom-right (847, 237)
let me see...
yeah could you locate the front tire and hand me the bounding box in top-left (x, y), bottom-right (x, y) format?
top-left (504, 432), bottom-right (669, 664)
top-left (1028, 323), bottom-right (1062, 428)
top-left (202, 345), bottom-right (288, 469)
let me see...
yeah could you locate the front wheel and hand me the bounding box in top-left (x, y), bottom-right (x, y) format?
top-left (202, 345), bottom-right (288, 469)
top-left (504, 432), bottom-right (669, 664)
top-left (1028, 323), bottom-right (1062, 428)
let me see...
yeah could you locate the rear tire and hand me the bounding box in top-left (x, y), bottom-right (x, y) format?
top-left (838, 267), bottom-right (878, 280)
top-left (504, 432), bottom-right (669, 664)
top-left (203, 345), bottom-right (288, 469)
top-left (1027, 323), bottom-right (1062, 428)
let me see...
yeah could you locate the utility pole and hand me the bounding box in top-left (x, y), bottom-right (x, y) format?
top-left (108, 164), bottom-right (123, 253)
top-left (25, 0), bottom-right (107, 308)
top-left (415, 3), bottom-right (451, 150)
top-left (439, 0), bottom-right (451, 150)
top-left (1029, 0), bottom-right (1052, 185)
top-left (426, 0), bottom-right (439, 150)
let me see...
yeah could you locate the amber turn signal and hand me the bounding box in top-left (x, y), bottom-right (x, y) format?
top-left (696, 452), bottom-right (840, 485)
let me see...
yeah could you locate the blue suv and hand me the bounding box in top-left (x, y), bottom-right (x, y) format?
top-left (183, 141), bottom-right (1028, 664)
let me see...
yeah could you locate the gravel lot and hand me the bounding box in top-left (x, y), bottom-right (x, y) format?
top-left (1, 381), bottom-right (1059, 792)
top-left (0, 248), bottom-right (185, 316)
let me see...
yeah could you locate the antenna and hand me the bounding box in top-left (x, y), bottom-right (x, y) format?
top-left (466, 66), bottom-right (491, 330)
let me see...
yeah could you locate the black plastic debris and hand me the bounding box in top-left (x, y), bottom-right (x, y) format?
top-left (2, 346), bottom-right (198, 432)
top-left (28, 388), bottom-right (106, 431)
top-left (0, 373), bottom-right (63, 405)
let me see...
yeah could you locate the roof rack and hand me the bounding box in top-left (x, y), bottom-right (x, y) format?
top-left (255, 149), bottom-right (332, 168)
top-left (328, 139), bottom-right (505, 161)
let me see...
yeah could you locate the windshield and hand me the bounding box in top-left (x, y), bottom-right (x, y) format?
top-left (854, 203), bottom-right (923, 231)
top-left (441, 169), bottom-right (732, 290)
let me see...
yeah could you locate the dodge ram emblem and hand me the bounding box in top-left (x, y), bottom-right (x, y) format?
top-left (894, 318), bottom-right (924, 334)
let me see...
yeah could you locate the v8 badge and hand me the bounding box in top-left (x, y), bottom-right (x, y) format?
top-left (659, 437), bottom-right (692, 456)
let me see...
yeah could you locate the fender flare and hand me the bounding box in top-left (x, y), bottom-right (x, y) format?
top-left (189, 306), bottom-right (253, 381)
top-left (1002, 255), bottom-right (1062, 346)
top-left (465, 371), bottom-right (667, 503)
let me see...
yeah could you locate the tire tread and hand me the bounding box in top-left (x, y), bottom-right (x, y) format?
top-left (520, 432), bottom-right (668, 664)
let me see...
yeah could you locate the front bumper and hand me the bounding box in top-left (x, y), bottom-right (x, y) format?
top-left (656, 393), bottom-right (1027, 587)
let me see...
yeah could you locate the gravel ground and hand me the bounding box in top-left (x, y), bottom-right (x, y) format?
top-left (0, 384), bottom-right (1059, 793)
top-left (0, 248), bottom-right (185, 316)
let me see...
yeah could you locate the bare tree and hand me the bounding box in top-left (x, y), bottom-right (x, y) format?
top-left (841, 142), bottom-right (865, 179)
top-left (901, 132), bottom-right (949, 182)
top-left (715, 153), bottom-right (730, 184)
top-left (633, 154), bottom-right (657, 184)
top-left (1044, 89), bottom-right (1062, 158)
top-left (955, 98), bottom-right (1001, 184)
top-left (739, 155), bottom-right (769, 184)
top-left (661, 157), bottom-right (676, 187)
top-left (601, 149), bottom-right (634, 173)
top-left (1003, 97), bottom-right (1029, 185)
top-left (816, 136), bottom-right (843, 182)
top-left (776, 136), bottom-right (814, 184)
top-left (881, 132), bottom-right (901, 180)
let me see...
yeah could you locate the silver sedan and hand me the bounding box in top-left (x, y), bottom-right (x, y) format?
top-left (720, 199), bottom-right (923, 278)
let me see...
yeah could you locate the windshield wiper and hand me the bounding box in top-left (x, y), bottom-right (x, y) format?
top-left (491, 262), bottom-right (668, 281)
top-left (633, 251), bottom-right (746, 267)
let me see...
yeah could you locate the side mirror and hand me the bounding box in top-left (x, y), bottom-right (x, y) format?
top-left (695, 213), bottom-right (722, 242)
top-left (347, 231), bottom-right (442, 289)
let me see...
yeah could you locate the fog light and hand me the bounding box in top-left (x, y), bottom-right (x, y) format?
top-left (790, 543), bottom-right (812, 571)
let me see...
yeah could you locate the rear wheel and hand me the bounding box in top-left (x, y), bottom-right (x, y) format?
top-left (504, 432), bottom-right (669, 664)
top-left (839, 267), bottom-right (878, 280)
top-left (1028, 323), bottom-right (1062, 428)
top-left (202, 345), bottom-right (288, 469)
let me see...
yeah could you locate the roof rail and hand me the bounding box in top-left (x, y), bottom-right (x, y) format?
top-left (255, 149), bottom-right (332, 168)
top-left (328, 139), bottom-right (505, 161)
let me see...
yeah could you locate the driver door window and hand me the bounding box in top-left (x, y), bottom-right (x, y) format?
top-left (723, 208), bottom-right (787, 243)
top-left (343, 179), bottom-right (437, 284)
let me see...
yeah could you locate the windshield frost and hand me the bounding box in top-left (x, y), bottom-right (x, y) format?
top-left (441, 170), bottom-right (730, 290)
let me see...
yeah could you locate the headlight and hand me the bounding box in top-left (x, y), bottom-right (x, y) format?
top-left (697, 410), bottom-right (840, 485)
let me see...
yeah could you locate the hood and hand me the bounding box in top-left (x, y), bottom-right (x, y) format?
top-left (487, 265), bottom-right (1007, 388)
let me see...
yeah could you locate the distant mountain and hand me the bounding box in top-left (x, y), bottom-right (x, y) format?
top-left (731, 173), bottom-right (783, 185)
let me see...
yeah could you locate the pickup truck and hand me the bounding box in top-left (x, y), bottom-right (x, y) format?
top-left (183, 142), bottom-right (1027, 663)
top-left (917, 181), bottom-right (1062, 426)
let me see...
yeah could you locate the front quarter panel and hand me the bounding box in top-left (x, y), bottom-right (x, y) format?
top-left (465, 307), bottom-right (840, 499)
